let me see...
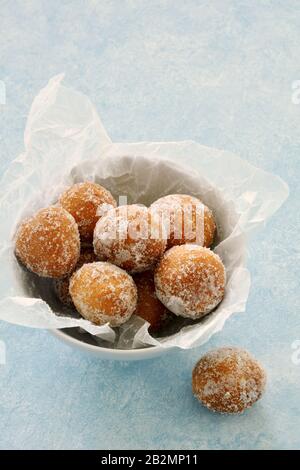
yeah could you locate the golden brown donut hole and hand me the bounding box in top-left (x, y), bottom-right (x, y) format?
top-left (93, 204), bottom-right (167, 273)
top-left (69, 262), bottom-right (137, 327)
top-left (133, 270), bottom-right (171, 333)
top-left (155, 244), bottom-right (226, 319)
top-left (59, 181), bottom-right (116, 242)
top-left (192, 347), bottom-right (266, 414)
top-left (151, 194), bottom-right (216, 249)
top-left (15, 206), bottom-right (80, 278)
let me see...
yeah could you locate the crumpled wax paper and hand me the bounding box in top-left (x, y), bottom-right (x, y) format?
top-left (0, 75), bottom-right (289, 349)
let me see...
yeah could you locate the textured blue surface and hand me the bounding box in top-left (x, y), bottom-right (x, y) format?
top-left (0, 0), bottom-right (299, 450)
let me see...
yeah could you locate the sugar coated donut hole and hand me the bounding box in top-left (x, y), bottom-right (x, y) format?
top-left (54, 247), bottom-right (98, 306)
top-left (133, 270), bottom-right (171, 332)
top-left (59, 181), bottom-right (117, 242)
top-left (69, 262), bottom-right (137, 326)
top-left (192, 347), bottom-right (266, 414)
top-left (154, 244), bottom-right (225, 319)
top-left (93, 204), bottom-right (167, 273)
top-left (15, 206), bottom-right (80, 278)
top-left (151, 194), bottom-right (216, 249)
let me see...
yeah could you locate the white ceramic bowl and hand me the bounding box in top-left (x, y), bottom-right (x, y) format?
top-left (15, 153), bottom-right (242, 361)
top-left (47, 153), bottom-right (237, 361)
top-left (51, 328), bottom-right (173, 361)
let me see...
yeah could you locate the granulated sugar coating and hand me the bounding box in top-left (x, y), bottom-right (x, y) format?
top-left (154, 244), bottom-right (225, 319)
top-left (15, 206), bottom-right (80, 278)
top-left (93, 205), bottom-right (167, 273)
top-left (151, 194), bottom-right (216, 249)
top-left (69, 262), bottom-right (137, 326)
top-left (54, 247), bottom-right (98, 306)
top-left (192, 347), bottom-right (266, 414)
top-left (133, 270), bottom-right (171, 332)
top-left (59, 181), bottom-right (117, 242)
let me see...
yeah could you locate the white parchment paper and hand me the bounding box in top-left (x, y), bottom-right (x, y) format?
top-left (0, 75), bottom-right (289, 349)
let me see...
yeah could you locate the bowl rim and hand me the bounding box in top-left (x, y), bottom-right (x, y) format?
top-left (51, 328), bottom-right (172, 357)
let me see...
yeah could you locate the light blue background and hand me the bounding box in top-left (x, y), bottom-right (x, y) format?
top-left (0, 0), bottom-right (299, 450)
